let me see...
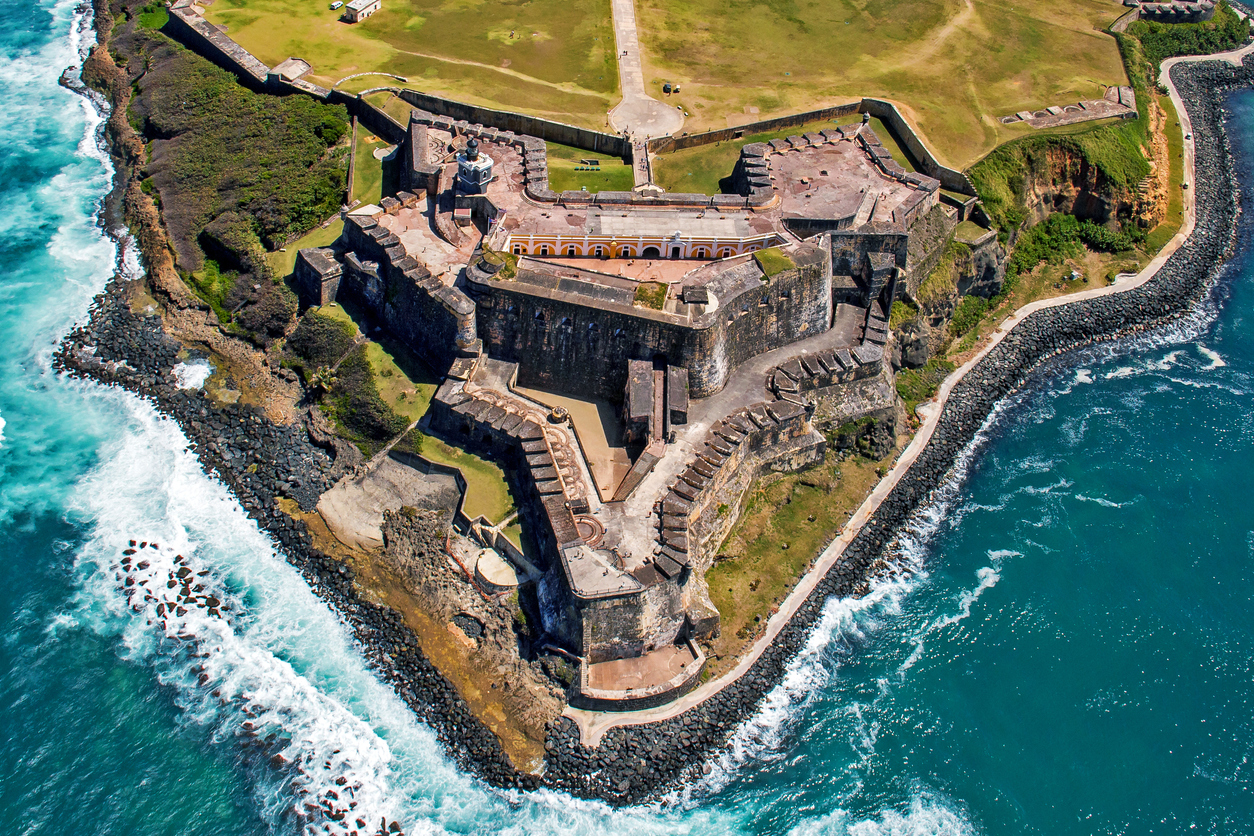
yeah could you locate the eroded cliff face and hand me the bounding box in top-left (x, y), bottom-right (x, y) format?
top-left (1016, 132), bottom-right (1166, 231)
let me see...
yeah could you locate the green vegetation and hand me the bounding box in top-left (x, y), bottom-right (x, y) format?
top-left (391, 426), bottom-right (426, 458)
top-left (545, 141), bottom-right (634, 193)
top-left (134, 1), bottom-right (168, 29)
top-left (268, 220), bottom-right (343, 279)
top-left (481, 246), bottom-right (519, 280)
top-left (753, 247), bottom-right (795, 279)
top-left (634, 282), bottom-right (667, 310)
top-left (638, 0), bottom-right (1130, 167)
top-left (972, 4), bottom-right (1245, 239)
top-left (130, 32), bottom-right (348, 254)
top-left (1002, 213), bottom-right (1141, 298)
top-left (889, 299), bottom-right (919, 329)
top-left (352, 130), bottom-right (385, 206)
top-left (204, 0), bottom-right (617, 129)
top-left (917, 241), bottom-right (970, 306)
top-left (187, 259), bottom-right (233, 324)
top-left (421, 437), bottom-right (516, 524)
top-left (1128, 2), bottom-right (1250, 68)
top-left (1145, 93), bottom-right (1186, 255)
top-left (970, 127), bottom-right (1152, 234)
top-left (704, 448), bottom-right (893, 679)
top-left (322, 345), bottom-right (411, 456)
top-left (949, 295), bottom-right (989, 337)
top-left (650, 115), bottom-right (910, 195)
top-left (954, 220), bottom-right (991, 244)
top-left (284, 308), bottom-right (358, 374)
top-left (363, 339), bottom-right (438, 423)
top-left (896, 359), bottom-right (956, 415)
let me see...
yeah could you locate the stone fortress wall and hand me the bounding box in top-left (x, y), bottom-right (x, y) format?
top-left (465, 244), bottom-right (835, 400)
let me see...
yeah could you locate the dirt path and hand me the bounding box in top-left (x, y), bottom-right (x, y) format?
top-left (391, 48), bottom-right (610, 100)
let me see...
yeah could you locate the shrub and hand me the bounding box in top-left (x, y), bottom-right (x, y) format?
top-left (949, 295), bottom-right (989, 337)
top-left (326, 346), bottom-right (411, 455)
top-left (896, 359), bottom-right (956, 415)
top-left (285, 310), bottom-right (357, 372)
top-left (889, 299), bottom-right (918, 329)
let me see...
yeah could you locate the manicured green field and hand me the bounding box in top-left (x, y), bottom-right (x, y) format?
top-left (351, 129), bottom-right (387, 205)
top-left (204, 0), bottom-right (617, 128)
top-left (544, 141), bottom-right (635, 193)
top-left (268, 219), bottom-right (344, 278)
top-left (636, 0), bottom-right (1129, 168)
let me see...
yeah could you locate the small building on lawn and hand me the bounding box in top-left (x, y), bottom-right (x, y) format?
top-left (343, 0), bottom-right (380, 23)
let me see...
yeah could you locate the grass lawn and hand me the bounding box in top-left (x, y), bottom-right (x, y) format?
top-left (954, 220), bottom-right (991, 243)
top-left (203, 0), bottom-right (617, 129)
top-left (545, 141), bottom-right (634, 193)
top-left (268, 219), bottom-right (343, 278)
top-left (352, 130), bottom-right (387, 205)
top-left (363, 340), bottom-right (438, 423)
top-left (651, 114), bottom-right (910, 194)
top-left (636, 0), bottom-right (1129, 169)
top-left (703, 449), bottom-right (894, 680)
top-left (421, 437), bottom-right (515, 524)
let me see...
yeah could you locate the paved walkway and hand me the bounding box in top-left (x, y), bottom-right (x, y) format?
top-left (564, 42), bottom-right (1254, 746)
top-left (607, 0), bottom-right (684, 141)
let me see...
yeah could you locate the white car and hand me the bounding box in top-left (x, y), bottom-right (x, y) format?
top-left (330, 2), bottom-right (343, 9)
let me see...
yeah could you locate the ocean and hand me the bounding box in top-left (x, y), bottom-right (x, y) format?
top-left (3, 2), bottom-right (1253, 833)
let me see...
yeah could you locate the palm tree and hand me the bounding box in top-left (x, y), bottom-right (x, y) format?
top-left (308, 366), bottom-right (337, 394)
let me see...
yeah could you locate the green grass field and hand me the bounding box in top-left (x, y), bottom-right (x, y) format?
top-left (268, 219), bottom-right (344, 278)
top-left (351, 129), bottom-right (386, 205)
top-left (204, 0), bottom-right (617, 128)
top-left (544, 141), bottom-right (634, 192)
top-left (636, 0), bottom-right (1129, 168)
top-left (651, 114), bottom-right (911, 194)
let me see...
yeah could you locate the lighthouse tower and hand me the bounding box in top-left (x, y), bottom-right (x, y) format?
top-left (455, 138), bottom-right (494, 194)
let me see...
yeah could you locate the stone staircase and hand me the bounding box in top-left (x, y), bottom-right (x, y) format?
top-left (863, 301), bottom-right (890, 346)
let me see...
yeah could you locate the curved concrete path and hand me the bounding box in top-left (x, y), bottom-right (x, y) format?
top-left (607, 0), bottom-right (684, 140)
top-left (565, 41), bottom-right (1254, 746)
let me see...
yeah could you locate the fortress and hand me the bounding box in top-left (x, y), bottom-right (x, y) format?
top-left (294, 103), bottom-right (970, 708)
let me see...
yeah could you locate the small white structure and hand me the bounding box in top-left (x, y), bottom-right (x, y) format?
top-left (455, 138), bottom-right (494, 194)
top-left (343, 0), bottom-right (380, 23)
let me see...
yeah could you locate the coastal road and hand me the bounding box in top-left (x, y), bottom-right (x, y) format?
top-left (607, 0), bottom-right (684, 141)
top-left (564, 39), bottom-right (1254, 747)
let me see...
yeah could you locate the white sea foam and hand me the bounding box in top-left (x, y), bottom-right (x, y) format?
top-left (786, 791), bottom-right (976, 836)
top-left (898, 550), bottom-right (1018, 676)
top-left (1198, 345), bottom-right (1227, 369)
top-left (1074, 493), bottom-right (1133, 508)
top-left (0, 411), bottom-right (6, 449)
top-left (173, 360), bottom-right (214, 389)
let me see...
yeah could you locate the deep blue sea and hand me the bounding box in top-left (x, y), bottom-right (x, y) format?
top-left (5, 3), bottom-right (1254, 834)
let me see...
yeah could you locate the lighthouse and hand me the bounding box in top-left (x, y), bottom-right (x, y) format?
top-left (455, 138), bottom-right (494, 194)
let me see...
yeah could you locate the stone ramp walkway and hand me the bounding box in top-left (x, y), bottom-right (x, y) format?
top-left (607, 0), bottom-right (684, 141)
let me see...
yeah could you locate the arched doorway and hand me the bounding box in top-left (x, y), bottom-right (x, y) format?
top-left (642, 245), bottom-right (660, 258)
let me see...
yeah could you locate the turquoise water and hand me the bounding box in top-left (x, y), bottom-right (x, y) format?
top-left (5, 3), bottom-right (1254, 834)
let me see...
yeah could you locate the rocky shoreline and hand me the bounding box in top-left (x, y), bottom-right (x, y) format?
top-left (58, 41), bottom-right (1249, 808)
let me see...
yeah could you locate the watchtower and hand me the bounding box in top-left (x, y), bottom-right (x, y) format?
top-left (456, 138), bottom-right (494, 194)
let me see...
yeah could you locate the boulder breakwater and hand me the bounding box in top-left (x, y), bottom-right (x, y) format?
top-left (57, 54), bottom-right (1249, 807)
